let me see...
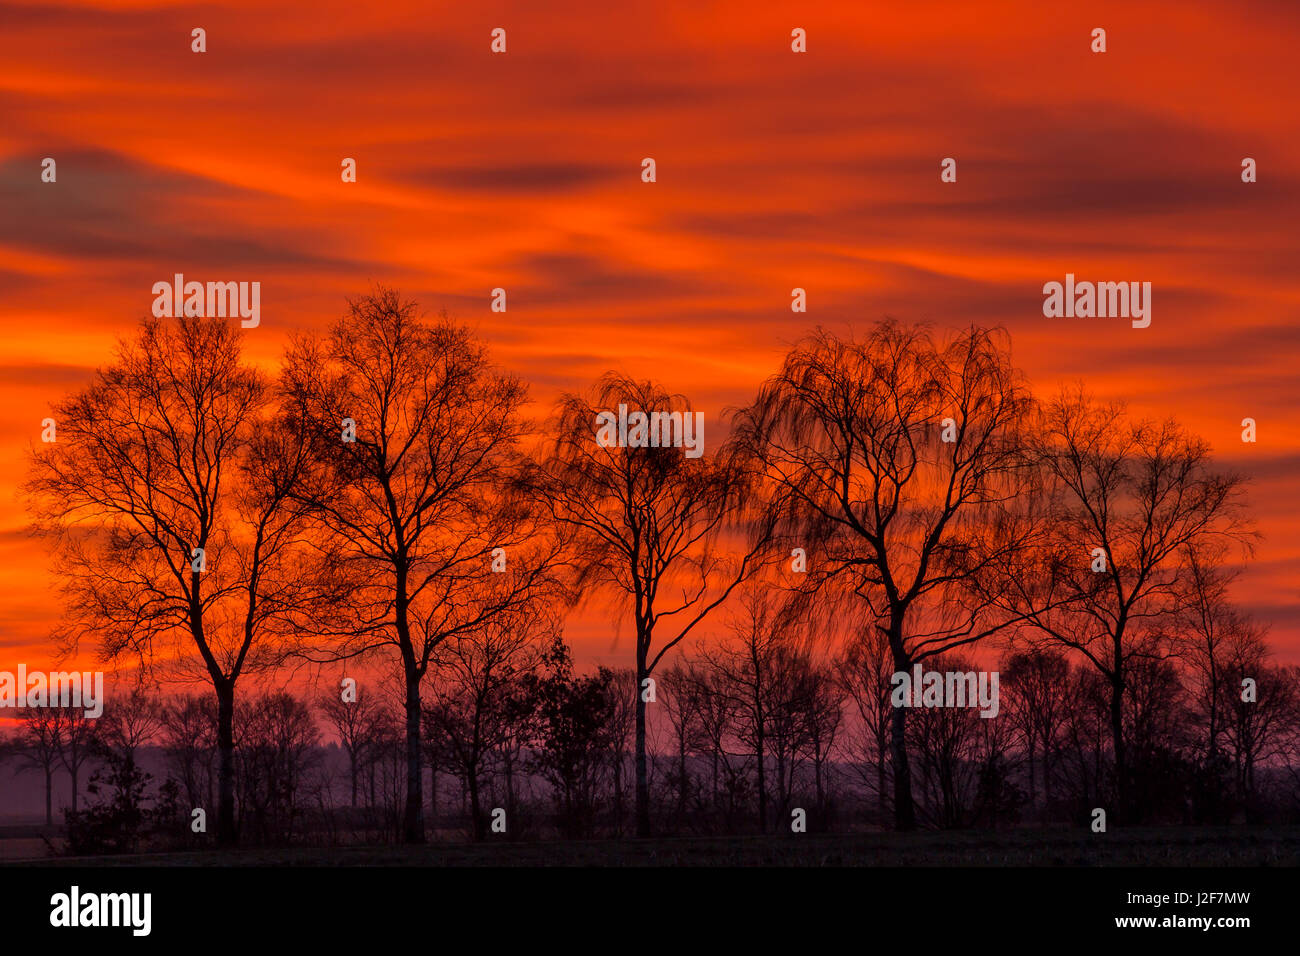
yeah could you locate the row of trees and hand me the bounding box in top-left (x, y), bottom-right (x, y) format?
top-left (22, 288), bottom-right (1268, 844)
top-left (6, 621), bottom-right (1297, 847)
top-left (404, 583), bottom-right (1300, 835)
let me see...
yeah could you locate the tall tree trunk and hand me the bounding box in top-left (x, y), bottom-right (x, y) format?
top-left (613, 746), bottom-right (624, 835)
top-left (711, 753), bottom-right (719, 810)
top-left (44, 769), bottom-right (52, 826)
top-left (1207, 656), bottom-right (1219, 762)
top-left (635, 654), bottom-right (650, 837)
top-left (395, 557), bottom-right (426, 845)
top-left (677, 736), bottom-right (688, 823)
top-left (1026, 736), bottom-right (1036, 812)
top-left (815, 752), bottom-right (825, 810)
top-left (876, 746), bottom-right (887, 820)
top-left (216, 680), bottom-right (236, 845)
top-left (402, 668), bottom-right (425, 843)
top-left (1044, 752), bottom-right (1052, 812)
top-left (1110, 672), bottom-right (1125, 824)
top-left (469, 770), bottom-right (484, 841)
top-left (503, 751), bottom-right (514, 821)
top-left (429, 763), bottom-right (438, 831)
top-left (774, 748), bottom-right (786, 825)
top-left (888, 615), bottom-right (917, 831)
top-left (888, 700), bottom-right (916, 830)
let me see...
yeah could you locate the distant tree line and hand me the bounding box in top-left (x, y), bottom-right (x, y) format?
top-left (3, 618), bottom-right (1297, 852)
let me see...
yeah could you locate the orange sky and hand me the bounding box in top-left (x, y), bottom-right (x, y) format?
top-left (1, 0), bottom-right (1298, 674)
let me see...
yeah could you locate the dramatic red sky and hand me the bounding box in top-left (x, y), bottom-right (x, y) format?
top-left (1, 0), bottom-right (1298, 676)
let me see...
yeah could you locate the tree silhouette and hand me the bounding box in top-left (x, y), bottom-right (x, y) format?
top-left (1001, 388), bottom-right (1254, 821)
top-left (157, 694), bottom-right (218, 817)
top-left (659, 663), bottom-right (706, 827)
top-left (12, 708), bottom-right (64, 825)
top-left (523, 635), bottom-right (616, 839)
top-left (536, 373), bottom-right (774, 836)
top-left (319, 681), bottom-right (387, 809)
top-left (423, 611), bottom-right (543, 840)
top-left (835, 622), bottom-right (895, 822)
top-left (282, 288), bottom-right (564, 843)
top-left (26, 315), bottom-right (318, 844)
top-left (734, 321), bottom-right (1038, 829)
top-left (696, 588), bottom-right (801, 832)
top-left (1001, 647), bottom-right (1071, 816)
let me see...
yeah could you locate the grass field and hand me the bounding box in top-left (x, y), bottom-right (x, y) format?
top-left (7, 826), bottom-right (1300, 866)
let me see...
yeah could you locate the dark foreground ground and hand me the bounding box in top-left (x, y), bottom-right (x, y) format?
top-left (7, 826), bottom-right (1300, 866)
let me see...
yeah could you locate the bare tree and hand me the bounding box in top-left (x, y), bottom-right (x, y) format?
top-left (523, 635), bottom-right (617, 839)
top-left (905, 654), bottom-right (985, 829)
top-left (282, 289), bottom-right (563, 843)
top-left (733, 322), bottom-right (1038, 829)
top-left (762, 646), bottom-right (815, 824)
top-left (99, 683), bottom-right (163, 765)
top-left (13, 708), bottom-right (64, 825)
top-left (1265, 668), bottom-right (1300, 813)
top-left (320, 678), bottom-right (387, 809)
top-left (1001, 388), bottom-right (1254, 820)
top-left (1168, 542), bottom-right (1266, 771)
top-left (659, 663), bottom-right (706, 827)
top-left (835, 623), bottom-right (895, 822)
top-left (537, 373), bottom-right (773, 836)
top-left (25, 315), bottom-right (321, 844)
top-left (685, 662), bottom-right (743, 824)
top-left (1001, 646), bottom-right (1071, 816)
top-left (697, 589), bottom-right (798, 832)
top-left (803, 657), bottom-right (845, 818)
top-left (57, 707), bottom-right (101, 814)
top-left (235, 691), bottom-right (321, 843)
top-left (1122, 651), bottom-right (1189, 819)
top-left (158, 694), bottom-right (218, 816)
top-left (1056, 665), bottom-right (1112, 813)
top-left (423, 611), bottom-right (543, 840)
top-left (604, 668), bottom-right (638, 835)
top-left (1222, 660), bottom-right (1295, 806)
